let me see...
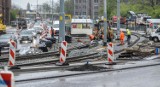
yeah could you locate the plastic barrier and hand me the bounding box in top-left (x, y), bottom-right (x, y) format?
top-left (107, 42), bottom-right (115, 64)
top-left (60, 41), bottom-right (67, 63)
top-left (0, 67), bottom-right (15, 87)
top-left (8, 40), bottom-right (16, 67)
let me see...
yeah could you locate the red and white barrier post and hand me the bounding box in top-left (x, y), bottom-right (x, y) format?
top-left (8, 40), bottom-right (16, 67)
top-left (56, 41), bottom-right (69, 66)
top-left (107, 42), bottom-right (116, 65)
top-left (8, 40), bottom-right (19, 69)
top-left (0, 67), bottom-right (15, 87)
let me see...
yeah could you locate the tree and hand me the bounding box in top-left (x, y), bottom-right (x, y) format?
top-left (54, 1), bottom-right (60, 13)
top-left (98, 0), bottom-right (117, 19)
top-left (64, 0), bottom-right (74, 15)
top-left (10, 4), bottom-right (21, 21)
top-left (42, 2), bottom-right (51, 13)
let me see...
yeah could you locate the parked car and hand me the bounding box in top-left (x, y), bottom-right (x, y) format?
top-left (17, 18), bottom-right (27, 29)
top-left (11, 21), bottom-right (17, 27)
top-left (32, 27), bottom-right (44, 34)
top-left (19, 29), bottom-right (36, 43)
top-left (6, 28), bottom-right (17, 34)
top-left (0, 34), bottom-right (17, 49)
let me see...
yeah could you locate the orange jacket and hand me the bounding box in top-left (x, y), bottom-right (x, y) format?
top-left (89, 34), bottom-right (95, 40)
top-left (120, 31), bottom-right (125, 40)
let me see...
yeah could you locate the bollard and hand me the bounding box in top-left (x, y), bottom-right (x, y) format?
top-left (56, 41), bottom-right (69, 66)
top-left (0, 66), bottom-right (15, 87)
top-left (0, 45), bottom-right (1, 57)
top-left (107, 42), bottom-right (116, 65)
top-left (8, 40), bottom-right (16, 67)
top-left (155, 48), bottom-right (159, 55)
top-left (8, 40), bottom-right (20, 69)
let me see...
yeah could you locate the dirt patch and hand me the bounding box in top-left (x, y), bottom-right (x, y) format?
top-left (68, 64), bottom-right (108, 71)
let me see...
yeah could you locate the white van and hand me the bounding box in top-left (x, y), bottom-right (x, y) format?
top-left (53, 20), bottom-right (59, 35)
top-left (150, 26), bottom-right (160, 42)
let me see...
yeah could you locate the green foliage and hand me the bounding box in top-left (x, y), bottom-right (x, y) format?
top-left (10, 9), bottom-right (18, 21)
top-left (99, 0), bottom-right (160, 19)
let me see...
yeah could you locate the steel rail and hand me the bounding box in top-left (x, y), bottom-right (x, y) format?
top-left (0, 43), bottom-right (90, 62)
top-left (9, 33), bottom-right (140, 68)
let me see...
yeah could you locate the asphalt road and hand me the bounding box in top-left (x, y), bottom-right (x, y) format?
top-left (16, 64), bottom-right (160, 87)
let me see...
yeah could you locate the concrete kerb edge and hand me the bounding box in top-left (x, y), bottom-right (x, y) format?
top-left (15, 59), bottom-right (160, 83)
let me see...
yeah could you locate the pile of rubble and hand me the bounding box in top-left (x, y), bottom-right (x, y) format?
top-left (118, 40), bottom-right (156, 60)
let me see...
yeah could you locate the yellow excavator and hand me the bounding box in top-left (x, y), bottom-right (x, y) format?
top-left (0, 14), bottom-right (6, 33)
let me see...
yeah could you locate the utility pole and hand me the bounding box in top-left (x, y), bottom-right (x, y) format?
top-left (59, 0), bottom-right (65, 42)
top-left (117, 0), bottom-right (120, 38)
top-left (36, 0), bottom-right (38, 18)
top-left (92, 0), bottom-right (94, 19)
top-left (103, 0), bottom-right (107, 46)
top-left (51, 0), bottom-right (54, 24)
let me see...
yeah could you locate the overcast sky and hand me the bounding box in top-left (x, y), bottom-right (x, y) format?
top-left (12, 0), bottom-right (58, 9)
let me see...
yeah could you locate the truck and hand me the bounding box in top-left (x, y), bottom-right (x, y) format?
top-left (17, 18), bottom-right (27, 29)
top-left (146, 19), bottom-right (160, 35)
top-left (136, 13), bottom-right (151, 25)
top-left (150, 25), bottom-right (160, 42)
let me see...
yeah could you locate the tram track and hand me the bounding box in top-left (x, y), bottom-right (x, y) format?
top-left (0, 43), bottom-right (90, 62)
top-left (10, 32), bottom-right (151, 83)
top-left (2, 32), bottom-right (140, 70)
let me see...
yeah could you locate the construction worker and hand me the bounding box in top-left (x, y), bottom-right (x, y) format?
top-left (126, 29), bottom-right (131, 45)
top-left (107, 28), bottom-right (114, 42)
top-left (89, 34), bottom-right (95, 41)
top-left (120, 30), bottom-right (125, 45)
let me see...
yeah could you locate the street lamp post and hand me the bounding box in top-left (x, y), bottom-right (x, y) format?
top-left (36, 0), bottom-right (38, 18)
top-left (103, 0), bottom-right (107, 46)
top-left (59, 0), bottom-right (65, 42)
top-left (51, 0), bottom-right (54, 25)
top-left (117, 0), bottom-right (120, 38)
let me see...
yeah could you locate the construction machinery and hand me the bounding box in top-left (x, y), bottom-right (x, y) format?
top-left (0, 14), bottom-right (6, 33)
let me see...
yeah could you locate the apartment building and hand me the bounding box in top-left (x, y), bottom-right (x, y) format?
top-left (0, 0), bottom-right (11, 25)
top-left (74, 0), bottom-right (103, 19)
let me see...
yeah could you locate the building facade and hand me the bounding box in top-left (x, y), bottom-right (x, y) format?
top-left (74, 0), bottom-right (103, 19)
top-left (0, 0), bottom-right (11, 25)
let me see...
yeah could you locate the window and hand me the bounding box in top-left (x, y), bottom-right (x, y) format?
top-left (75, 6), bottom-right (78, 9)
top-left (94, 6), bottom-right (98, 9)
top-left (156, 28), bottom-right (160, 32)
top-left (75, 0), bottom-right (78, 3)
top-left (83, 0), bottom-right (86, 3)
top-left (72, 23), bottom-right (91, 29)
top-left (72, 24), bottom-right (77, 28)
top-left (75, 12), bottom-right (78, 15)
top-left (83, 12), bottom-right (86, 15)
top-left (94, 0), bottom-right (98, 3)
top-left (94, 12), bottom-right (98, 15)
top-left (83, 6), bottom-right (86, 9)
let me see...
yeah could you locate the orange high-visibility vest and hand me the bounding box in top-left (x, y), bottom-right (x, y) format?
top-left (89, 34), bottom-right (95, 40)
top-left (120, 31), bottom-right (125, 40)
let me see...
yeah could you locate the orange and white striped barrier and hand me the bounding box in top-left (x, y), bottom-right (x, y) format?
top-left (59, 41), bottom-right (67, 63)
top-left (8, 40), bottom-right (16, 67)
top-left (0, 67), bottom-right (15, 87)
top-left (107, 42), bottom-right (115, 64)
